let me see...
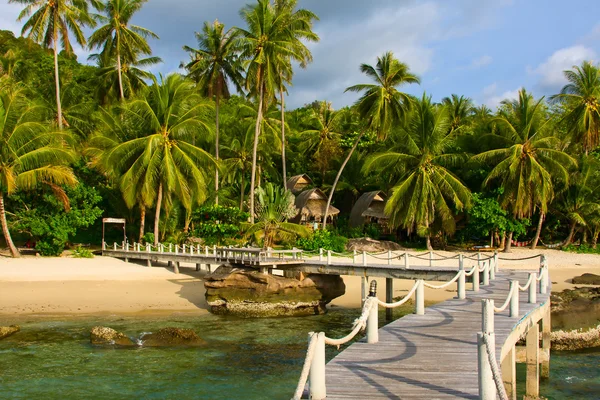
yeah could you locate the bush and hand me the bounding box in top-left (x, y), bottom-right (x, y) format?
top-left (296, 229), bottom-right (348, 253)
top-left (35, 240), bottom-right (64, 257)
top-left (72, 246), bottom-right (94, 258)
top-left (364, 223), bottom-right (382, 240)
top-left (563, 244), bottom-right (600, 254)
top-left (141, 232), bottom-right (155, 245)
top-left (191, 205), bottom-right (248, 246)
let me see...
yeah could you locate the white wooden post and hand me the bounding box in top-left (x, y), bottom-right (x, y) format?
top-left (494, 251), bottom-right (499, 273)
top-left (362, 251), bottom-right (367, 266)
top-left (113, 242), bottom-right (117, 251)
top-left (482, 299), bottom-right (494, 334)
top-left (404, 253), bottom-right (409, 269)
top-left (327, 250), bottom-right (331, 265)
top-left (489, 258), bottom-right (496, 280)
top-left (308, 332), bottom-right (326, 400)
top-left (473, 264), bottom-right (480, 292)
top-left (415, 279), bottom-right (425, 315)
top-left (169, 243), bottom-right (172, 253)
top-left (478, 331), bottom-right (497, 400)
top-left (353, 249), bottom-right (357, 264)
top-left (540, 265), bottom-right (548, 295)
top-left (483, 261), bottom-right (490, 286)
top-left (204, 246), bottom-right (209, 257)
top-left (529, 272), bottom-right (537, 303)
top-left (458, 255), bottom-right (466, 300)
top-left (125, 242), bottom-right (128, 252)
top-left (367, 281), bottom-right (378, 344)
top-left (147, 244), bottom-right (151, 253)
top-left (387, 250), bottom-right (392, 265)
top-left (429, 251), bottom-right (433, 267)
top-left (319, 248), bottom-right (323, 262)
top-left (175, 245), bottom-right (179, 254)
top-left (102, 241), bottom-right (106, 250)
top-left (509, 280), bottom-right (519, 318)
top-left (182, 244), bottom-right (186, 253)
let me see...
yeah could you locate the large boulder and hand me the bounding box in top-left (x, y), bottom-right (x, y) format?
top-left (551, 287), bottom-right (600, 331)
top-left (0, 325), bottom-right (20, 340)
top-left (346, 238), bottom-right (403, 253)
top-left (572, 273), bottom-right (600, 285)
top-left (204, 266), bottom-right (345, 317)
top-left (551, 325), bottom-right (600, 351)
top-left (90, 326), bottom-right (134, 346)
top-left (140, 327), bottom-right (206, 347)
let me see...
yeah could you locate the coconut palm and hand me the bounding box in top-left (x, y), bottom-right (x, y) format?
top-left (87, 74), bottom-right (215, 246)
top-left (244, 182), bottom-right (309, 248)
top-left (10, 0), bottom-right (97, 129)
top-left (0, 81), bottom-right (77, 257)
top-left (235, 0), bottom-right (312, 223)
top-left (472, 89), bottom-right (576, 251)
top-left (88, 0), bottom-right (158, 100)
top-left (300, 101), bottom-right (342, 155)
top-left (363, 94), bottom-right (471, 250)
top-left (322, 51), bottom-right (420, 228)
top-left (183, 20), bottom-right (244, 205)
top-left (551, 61), bottom-right (600, 154)
top-left (442, 94), bottom-right (474, 133)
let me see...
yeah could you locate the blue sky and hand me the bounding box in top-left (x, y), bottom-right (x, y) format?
top-left (1, 0), bottom-right (599, 109)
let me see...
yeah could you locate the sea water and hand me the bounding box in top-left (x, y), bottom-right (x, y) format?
top-left (0, 310), bottom-right (598, 399)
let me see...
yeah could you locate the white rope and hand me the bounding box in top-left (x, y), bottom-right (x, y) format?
top-left (536, 267), bottom-right (546, 282)
top-left (493, 284), bottom-right (515, 313)
top-left (423, 270), bottom-right (463, 289)
top-left (464, 265), bottom-right (478, 277)
top-left (518, 274), bottom-right (534, 291)
top-left (376, 281), bottom-right (420, 308)
top-left (324, 298), bottom-right (374, 347)
top-left (479, 262), bottom-right (488, 272)
top-left (291, 333), bottom-right (319, 400)
top-left (482, 333), bottom-right (509, 400)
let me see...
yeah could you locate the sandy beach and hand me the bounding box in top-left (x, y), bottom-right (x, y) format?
top-left (1, 248), bottom-right (599, 319)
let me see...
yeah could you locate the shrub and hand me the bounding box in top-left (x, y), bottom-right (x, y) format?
top-left (192, 205), bottom-right (249, 246)
top-left (141, 232), bottom-right (155, 245)
top-left (72, 246), bottom-right (94, 258)
top-left (296, 229), bottom-right (348, 253)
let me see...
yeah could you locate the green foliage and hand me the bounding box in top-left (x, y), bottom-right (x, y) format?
top-left (192, 205), bottom-right (249, 246)
top-left (11, 184), bottom-right (103, 256)
top-left (141, 232), bottom-right (155, 245)
top-left (364, 223), bottom-right (382, 240)
top-left (72, 246), bottom-right (94, 258)
top-left (563, 244), bottom-right (600, 254)
top-left (296, 229), bottom-right (348, 253)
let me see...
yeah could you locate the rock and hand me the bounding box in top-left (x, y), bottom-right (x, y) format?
top-left (551, 325), bottom-right (600, 351)
top-left (141, 327), bottom-right (206, 347)
top-left (346, 238), bottom-right (404, 253)
top-left (0, 325), bottom-right (20, 340)
top-left (551, 287), bottom-right (600, 331)
top-left (90, 326), bottom-right (134, 346)
top-left (204, 266), bottom-right (345, 317)
top-left (572, 273), bottom-right (600, 285)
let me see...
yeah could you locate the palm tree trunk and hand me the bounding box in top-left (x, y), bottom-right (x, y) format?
top-left (249, 77), bottom-right (264, 224)
top-left (280, 84), bottom-right (287, 189)
top-left (323, 130), bottom-right (365, 229)
top-left (139, 205), bottom-right (146, 242)
top-left (116, 51), bottom-right (125, 100)
top-left (592, 229), bottom-right (599, 249)
top-left (531, 213), bottom-right (544, 250)
top-left (153, 184), bottom-right (163, 246)
top-left (563, 221), bottom-right (577, 246)
top-left (215, 93), bottom-right (220, 205)
top-left (500, 231), bottom-right (506, 250)
top-left (53, 34), bottom-right (63, 129)
top-left (0, 191), bottom-right (20, 258)
top-left (426, 235), bottom-right (433, 251)
top-left (239, 172), bottom-right (245, 210)
top-left (504, 231), bottom-right (513, 253)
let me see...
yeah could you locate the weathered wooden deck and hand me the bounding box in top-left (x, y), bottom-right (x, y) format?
top-left (323, 269), bottom-right (550, 399)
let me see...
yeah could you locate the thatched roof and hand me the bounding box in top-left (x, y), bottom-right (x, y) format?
top-left (349, 191), bottom-right (388, 228)
top-left (293, 188), bottom-right (340, 219)
top-left (286, 174), bottom-right (313, 194)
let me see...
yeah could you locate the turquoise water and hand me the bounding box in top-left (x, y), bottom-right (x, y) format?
top-left (0, 310), bottom-right (598, 399)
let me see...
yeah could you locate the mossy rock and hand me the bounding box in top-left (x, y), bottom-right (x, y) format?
top-left (572, 273), bottom-right (600, 285)
top-left (141, 327), bottom-right (206, 347)
top-left (0, 325), bottom-right (20, 340)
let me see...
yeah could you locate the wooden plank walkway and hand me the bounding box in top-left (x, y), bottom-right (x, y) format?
top-left (323, 269), bottom-right (550, 399)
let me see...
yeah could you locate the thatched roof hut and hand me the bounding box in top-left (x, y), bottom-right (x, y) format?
top-left (350, 191), bottom-right (389, 228)
top-left (286, 174), bottom-right (313, 194)
top-left (292, 188), bottom-right (340, 224)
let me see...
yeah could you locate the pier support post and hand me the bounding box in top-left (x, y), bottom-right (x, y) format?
top-left (146, 259), bottom-right (151, 268)
top-left (361, 276), bottom-right (368, 306)
top-left (260, 267), bottom-right (269, 275)
top-left (477, 332), bottom-right (497, 400)
top-left (174, 262), bottom-right (180, 274)
top-left (525, 323), bottom-right (540, 399)
top-left (367, 281), bottom-right (378, 344)
top-left (501, 345), bottom-right (517, 400)
top-left (509, 280), bottom-right (519, 318)
top-left (385, 278), bottom-right (393, 321)
top-left (196, 263), bottom-right (201, 271)
top-left (415, 279), bottom-right (424, 315)
top-left (541, 307), bottom-right (551, 379)
top-left (473, 264), bottom-right (480, 292)
top-left (458, 256), bottom-right (466, 299)
top-left (308, 332), bottom-right (326, 400)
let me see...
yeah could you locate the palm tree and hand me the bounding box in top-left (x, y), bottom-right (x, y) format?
top-left (244, 182), bottom-right (309, 248)
top-left (551, 61), bottom-right (600, 154)
top-left (322, 51), bottom-right (420, 229)
top-left (363, 94), bottom-right (471, 250)
top-left (0, 81), bottom-right (77, 257)
top-left (472, 89), bottom-right (576, 251)
top-left (183, 20), bottom-right (244, 205)
top-left (10, 0), bottom-right (97, 129)
top-left (442, 94), bottom-right (474, 132)
top-left (88, 74), bottom-right (216, 246)
top-left (236, 0), bottom-right (311, 223)
top-left (88, 0), bottom-right (158, 100)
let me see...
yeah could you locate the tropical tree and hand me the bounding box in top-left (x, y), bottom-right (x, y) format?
top-left (323, 51), bottom-right (420, 228)
top-left (363, 94), bottom-right (471, 250)
top-left (244, 182), bottom-right (309, 248)
top-left (442, 94), bottom-right (474, 133)
top-left (472, 89), bottom-right (576, 251)
top-left (183, 19), bottom-right (244, 205)
top-left (551, 61), bottom-right (600, 154)
top-left (88, 0), bottom-right (158, 100)
top-left (10, 0), bottom-right (97, 129)
top-left (87, 74), bottom-right (215, 245)
top-left (0, 81), bottom-right (77, 257)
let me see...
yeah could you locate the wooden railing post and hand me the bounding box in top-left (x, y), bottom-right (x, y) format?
top-left (529, 272), bottom-right (537, 303)
top-left (489, 257), bottom-right (496, 281)
top-left (473, 264), bottom-right (480, 292)
top-left (482, 261), bottom-right (490, 286)
top-left (509, 280), bottom-right (519, 318)
top-left (367, 281), bottom-right (378, 344)
top-left (539, 264), bottom-right (548, 295)
top-left (319, 248), bottom-right (323, 262)
top-left (388, 250), bottom-right (392, 265)
top-left (102, 241), bottom-right (106, 251)
top-left (494, 251), bottom-right (499, 273)
top-left (113, 242), bottom-right (117, 251)
top-left (353, 249), bottom-right (357, 264)
top-left (404, 253), bottom-right (409, 269)
top-left (477, 331), bottom-right (497, 400)
top-left (458, 255), bottom-right (466, 300)
top-left (308, 332), bottom-right (326, 400)
top-left (415, 279), bottom-right (425, 315)
top-left (362, 251), bottom-right (367, 266)
top-left (327, 250), bottom-right (331, 265)
top-left (429, 251), bottom-right (433, 267)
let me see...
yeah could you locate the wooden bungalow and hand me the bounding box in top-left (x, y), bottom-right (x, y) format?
top-left (286, 174), bottom-right (313, 195)
top-left (349, 191), bottom-right (390, 231)
top-left (292, 188), bottom-right (340, 229)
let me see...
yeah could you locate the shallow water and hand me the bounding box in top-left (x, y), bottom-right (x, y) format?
top-left (0, 310), bottom-right (598, 399)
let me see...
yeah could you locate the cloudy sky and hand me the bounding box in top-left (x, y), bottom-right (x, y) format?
top-left (2, 0), bottom-right (600, 109)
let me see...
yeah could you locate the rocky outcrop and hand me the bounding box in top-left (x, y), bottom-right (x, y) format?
top-left (204, 266), bottom-right (345, 317)
top-left (140, 328), bottom-right (206, 347)
top-left (0, 325), bottom-right (20, 340)
top-left (572, 273), bottom-right (600, 285)
top-left (551, 287), bottom-right (600, 331)
top-left (346, 238), bottom-right (404, 252)
top-left (90, 326), bottom-right (134, 346)
top-left (551, 325), bottom-right (600, 351)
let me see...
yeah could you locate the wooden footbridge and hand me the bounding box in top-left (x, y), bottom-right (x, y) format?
top-left (102, 242), bottom-right (550, 399)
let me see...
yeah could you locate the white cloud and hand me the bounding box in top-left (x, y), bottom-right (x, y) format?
top-left (531, 45), bottom-right (596, 90)
top-left (471, 55), bottom-right (493, 69)
top-left (482, 82), bottom-right (498, 97)
top-left (483, 86), bottom-right (521, 109)
top-left (0, 3), bottom-right (25, 36)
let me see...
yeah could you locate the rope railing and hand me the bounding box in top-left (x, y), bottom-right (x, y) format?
top-left (492, 284), bottom-right (515, 313)
top-left (482, 332), bottom-right (509, 400)
top-left (375, 281), bottom-right (421, 308)
top-left (423, 270), bottom-right (463, 289)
